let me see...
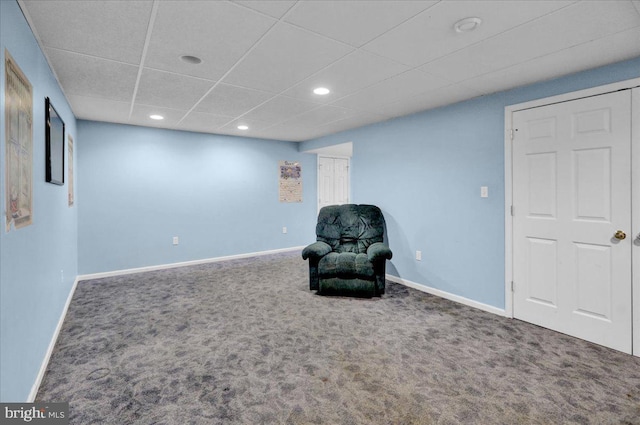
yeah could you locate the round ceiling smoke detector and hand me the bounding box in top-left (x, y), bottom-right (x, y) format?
top-left (180, 55), bottom-right (202, 65)
top-left (454, 17), bottom-right (482, 33)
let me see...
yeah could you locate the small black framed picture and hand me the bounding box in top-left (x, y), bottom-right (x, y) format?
top-left (45, 97), bottom-right (64, 185)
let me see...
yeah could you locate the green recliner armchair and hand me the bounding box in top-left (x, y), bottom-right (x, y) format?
top-left (302, 204), bottom-right (392, 297)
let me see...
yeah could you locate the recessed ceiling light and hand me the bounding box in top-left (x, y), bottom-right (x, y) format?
top-left (313, 87), bottom-right (330, 95)
top-left (454, 17), bottom-right (482, 33)
top-left (149, 114), bottom-right (164, 120)
top-left (180, 55), bottom-right (202, 65)
top-left (237, 125), bottom-right (249, 130)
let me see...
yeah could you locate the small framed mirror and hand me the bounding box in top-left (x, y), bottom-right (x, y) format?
top-left (45, 97), bottom-right (64, 185)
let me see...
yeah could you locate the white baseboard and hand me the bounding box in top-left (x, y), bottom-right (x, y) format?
top-left (386, 274), bottom-right (507, 317)
top-left (27, 253), bottom-right (502, 401)
top-left (28, 276), bottom-right (81, 402)
top-left (29, 246), bottom-right (304, 400)
top-left (77, 246), bottom-right (305, 281)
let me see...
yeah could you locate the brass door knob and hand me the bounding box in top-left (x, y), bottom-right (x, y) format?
top-left (614, 230), bottom-right (626, 240)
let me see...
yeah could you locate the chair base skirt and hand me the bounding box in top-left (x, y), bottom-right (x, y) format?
top-left (317, 277), bottom-right (381, 298)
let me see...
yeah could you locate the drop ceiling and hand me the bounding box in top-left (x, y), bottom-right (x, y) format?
top-left (19, 0), bottom-right (640, 142)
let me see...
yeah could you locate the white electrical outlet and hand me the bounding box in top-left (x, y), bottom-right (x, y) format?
top-left (480, 186), bottom-right (489, 198)
top-left (173, 236), bottom-right (179, 245)
top-left (416, 250), bottom-right (422, 261)
top-left (282, 227), bottom-right (287, 234)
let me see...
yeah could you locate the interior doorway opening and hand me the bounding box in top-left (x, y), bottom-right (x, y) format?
top-left (303, 142), bottom-right (352, 213)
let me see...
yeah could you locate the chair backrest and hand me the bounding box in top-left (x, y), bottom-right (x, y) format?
top-left (316, 204), bottom-right (386, 254)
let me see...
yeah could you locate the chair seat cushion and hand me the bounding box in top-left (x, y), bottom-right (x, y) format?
top-left (318, 252), bottom-right (375, 280)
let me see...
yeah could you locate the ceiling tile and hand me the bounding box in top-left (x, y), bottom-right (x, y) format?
top-left (254, 106), bottom-right (357, 141)
top-left (331, 69), bottom-right (452, 113)
top-left (281, 50), bottom-right (410, 103)
top-left (45, 48), bottom-right (138, 102)
top-left (420, 1), bottom-right (640, 83)
top-left (222, 22), bottom-right (354, 93)
top-left (22, 0), bottom-right (152, 64)
top-left (280, 105), bottom-right (360, 128)
top-left (195, 84), bottom-right (274, 117)
top-left (176, 111), bottom-right (235, 134)
top-left (463, 26), bottom-right (640, 95)
top-left (135, 69), bottom-right (215, 110)
top-left (257, 123), bottom-right (325, 142)
top-left (232, 0), bottom-right (297, 19)
top-left (284, 1), bottom-right (436, 47)
top-left (241, 95), bottom-right (319, 123)
top-left (217, 118), bottom-right (273, 137)
top-left (19, 0), bottom-right (640, 142)
top-left (68, 95), bottom-right (131, 124)
top-left (364, 0), bottom-right (574, 67)
top-left (145, 1), bottom-right (276, 80)
top-left (316, 112), bottom-right (391, 134)
top-left (375, 84), bottom-right (484, 118)
top-left (129, 105), bottom-right (188, 129)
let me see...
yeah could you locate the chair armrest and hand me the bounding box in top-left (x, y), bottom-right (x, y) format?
top-left (367, 242), bottom-right (392, 262)
top-left (302, 241), bottom-right (332, 260)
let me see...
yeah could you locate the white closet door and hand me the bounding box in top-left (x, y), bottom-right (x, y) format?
top-left (334, 158), bottom-right (349, 205)
top-left (512, 90), bottom-right (632, 353)
top-left (318, 156), bottom-right (335, 211)
top-left (318, 156), bottom-right (349, 211)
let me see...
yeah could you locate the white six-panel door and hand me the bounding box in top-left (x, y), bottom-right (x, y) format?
top-left (512, 90), bottom-right (633, 353)
top-left (318, 156), bottom-right (349, 211)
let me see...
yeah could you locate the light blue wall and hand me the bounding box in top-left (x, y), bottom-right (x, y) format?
top-left (301, 56), bottom-right (640, 310)
top-left (77, 121), bottom-right (317, 274)
top-left (0, 0), bottom-right (78, 401)
top-left (2, 0), bottom-right (639, 402)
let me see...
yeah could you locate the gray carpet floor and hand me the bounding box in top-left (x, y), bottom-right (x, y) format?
top-left (37, 251), bottom-right (640, 424)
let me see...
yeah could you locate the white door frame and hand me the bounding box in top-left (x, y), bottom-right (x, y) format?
top-left (504, 77), bottom-right (640, 353)
top-left (317, 154), bottom-right (351, 213)
top-left (632, 87), bottom-right (640, 355)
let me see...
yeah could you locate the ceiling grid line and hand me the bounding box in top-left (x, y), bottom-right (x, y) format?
top-left (170, 0), bottom-right (436, 135)
top-left (217, 49), bottom-right (367, 133)
top-left (128, 0), bottom-right (160, 121)
top-left (175, 2), bottom-right (303, 127)
top-left (214, 1), bottom-right (442, 134)
top-left (209, 1), bottom-right (380, 133)
top-left (224, 0), bottom-right (580, 135)
top-left (16, 1), bottom-right (71, 115)
top-left (412, 0), bottom-right (581, 72)
top-left (17, 0), bottom-right (640, 141)
top-left (457, 23), bottom-right (640, 93)
top-left (39, 46), bottom-right (141, 68)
